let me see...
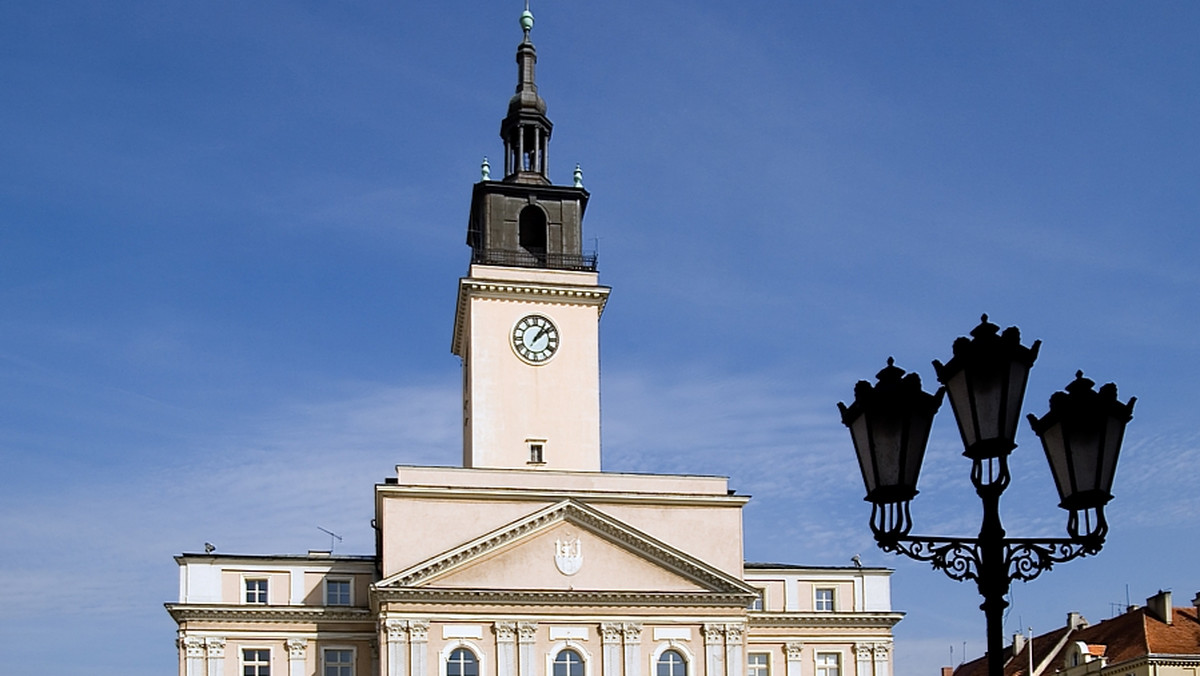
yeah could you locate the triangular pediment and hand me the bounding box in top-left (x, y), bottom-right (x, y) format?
top-left (375, 500), bottom-right (755, 598)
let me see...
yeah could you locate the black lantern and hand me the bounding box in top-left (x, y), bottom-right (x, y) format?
top-left (1028, 371), bottom-right (1136, 540)
top-left (840, 315), bottom-right (1133, 676)
top-left (932, 315), bottom-right (1041, 461)
top-left (839, 357), bottom-right (944, 537)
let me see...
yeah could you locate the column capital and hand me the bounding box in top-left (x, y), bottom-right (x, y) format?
top-left (409, 620), bottom-right (430, 642)
top-left (495, 621), bottom-right (518, 642)
top-left (622, 623), bottom-right (643, 643)
top-left (872, 643), bottom-right (891, 659)
top-left (703, 624), bottom-right (725, 645)
top-left (517, 622), bottom-right (538, 644)
top-left (287, 638), bottom-right (307, 660)
top-left (784, 643), bottom-right (804, 661)
top-left (855, 644), bottom-right (873, 661)
top-left (183, 636), bottom-right (207, 658)
top-left (723, 624), bottom-right (745, 643)
top-left (384, 618), bottom-right (410, 642)
top-left (205, 637), bottom-right (226, 658)
top-left (601, 623), bottom-right (623, 644)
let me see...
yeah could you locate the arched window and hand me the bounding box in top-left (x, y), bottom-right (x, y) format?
top-left (553, 649), bottom-right (584, 676)
top-left (657, 650), bottom-right (686, 676)
top-left (447, 649), bottom-right (479, 676)
top-left (519, 206), bottom-right (547, 263)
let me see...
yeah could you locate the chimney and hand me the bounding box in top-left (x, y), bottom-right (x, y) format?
top-left (1147, 590), bottom-right (1173, 625)
top-left (942, 667), bottom-right (954, 676)
top-left (1067, 612), bottom-right (1088, 630)
top-left (1192, 591), bottom-right (1200, 616)
top-left (1012, 632), bottom-right (1026, 655)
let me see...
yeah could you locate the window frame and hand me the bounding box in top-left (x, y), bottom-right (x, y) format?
top-left (446, 647), bottom-right (480, 676)
top-left (325, 578), bottom-right (352, 606)
top-left (323, 647), bottom-right (355, 676)
top-left (748, 652), bottom-right (770, 676)
top-left (242, 647), bottom-right (271, 676)
top-left (814, 587), bottom-right (836, 612)
top-left (815, 652), bottom-right (841, 676)
top-left (553, 648), bottom-right (585, 676)
top-left (244, 577), bottom-right (269, 605)
top-left (656, 649), bottom-right (688, 676)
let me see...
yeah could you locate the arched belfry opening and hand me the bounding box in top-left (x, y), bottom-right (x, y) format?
top-left (518, 205), bottom-right (548, 264)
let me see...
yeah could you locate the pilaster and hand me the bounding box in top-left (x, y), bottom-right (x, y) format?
top-left (723, 625), bottom-right (744, 676)
top-left (183, 635), bottom-right (206, 676)
top-left (385, 618), bottom-right (410, 676)
top-left (703, 624), bottom-right (725, 676)
top-left (206, 637), bottom-right (226, 676)
top-left (622, 623), bottom-right (642, 676)
top-left (410, 620), bottom-right (431, 676)
top-left (784, 643), bottom-right (804, 676)
top-left (518, 622), bottom-right (538, 676)
top-left (496, 622), bottom-right (519, 676)
top-left (287, 638), bottom-right (307, 676)
top-left (855, 644), bottom-right (873, 676)
top-left (872, 644), bottom-right (890, 676)
top-left (601, 623), bottom-right (623, 676)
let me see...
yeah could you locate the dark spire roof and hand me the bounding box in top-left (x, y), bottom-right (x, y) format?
top-left (499, 6), bottom-right (553, 184)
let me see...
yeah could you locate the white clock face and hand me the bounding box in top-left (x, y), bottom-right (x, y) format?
top-left (512, 314), bottom-right (560, 364)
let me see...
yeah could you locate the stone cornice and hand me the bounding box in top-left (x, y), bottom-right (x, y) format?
top-left (374, 499), bottom-right (756, 599)
top-left (372, 588), bottom-right (756, 608)
top-left (165, 604), bottom-right (374, 624)
top-left (451, 277), bottom-right (610, 357)
top-left (748, 612), bottom-right (905, 629)
top-left (374, 484), bottom-right (749, 509)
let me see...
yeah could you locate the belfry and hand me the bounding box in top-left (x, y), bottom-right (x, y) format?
top-left (167, 9), bottom-right (902, 676)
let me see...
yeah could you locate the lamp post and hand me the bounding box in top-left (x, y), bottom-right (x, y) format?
top-left (838, 315), bottom-right (1135, 676)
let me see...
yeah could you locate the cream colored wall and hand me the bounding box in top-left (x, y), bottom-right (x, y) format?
top-left (378, 469), bottom-right (747, 579)
top-left (465, 293), bottom-right (601, 471)
top-left (220, 570), bottom-right (289, 604)
top-left (794, 580), bottom-right (855, 612)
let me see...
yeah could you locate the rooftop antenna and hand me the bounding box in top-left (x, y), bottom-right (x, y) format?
top-left (317, 526), bottom-right (343, 553)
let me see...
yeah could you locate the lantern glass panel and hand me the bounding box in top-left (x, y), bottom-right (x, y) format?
top-left (1003, 360), bottom-right (1032, 440)
top-left (1099, 417), bottom-right (1124, 495)
top-left (1040, 423), bottom-right (1072, 504)
top-left (943, 371), bottom-right (976, 448)
top-left (849, 414), bottom-right (877, 495)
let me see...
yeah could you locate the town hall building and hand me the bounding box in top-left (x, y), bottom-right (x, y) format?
top-left (166, 10), bottom-right (901, 676)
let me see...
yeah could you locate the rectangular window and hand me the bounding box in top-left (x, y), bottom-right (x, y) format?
top-left (815, 653), bottom-right (839, 676)
top-left (749, 589), bottom-right (764, 611)
top-left (324, 649), bottom-right (353, 676)
top-left (325, 579), bottom-right (351, 606)
top-left (528, 441), bottom-right (545, 464)
top-left (748, 653), bottom-right (770, 676)
top-left (814, 587), bottom-right (835, 611)
top-left (245, 579), bottom-right (268, 604)
top-left (244, 649), bottom-right (270, 676)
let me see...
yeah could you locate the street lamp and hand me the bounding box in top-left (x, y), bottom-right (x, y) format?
top-left (838, 315), bottom-right (1135, 676)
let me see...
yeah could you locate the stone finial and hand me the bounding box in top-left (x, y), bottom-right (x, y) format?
top-left (481, 156), bottom-right (491, 181)
top-left (573, 163), bottom-right (584, 188)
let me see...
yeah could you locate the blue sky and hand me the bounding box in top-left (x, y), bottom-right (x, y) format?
top-left (2, 2), bottom-right (1198, 674)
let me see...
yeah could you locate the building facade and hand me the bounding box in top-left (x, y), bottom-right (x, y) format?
top-left (167, 10), bottom-right (901, 676)
top-left (952, 590), bottom-right (1200, 676)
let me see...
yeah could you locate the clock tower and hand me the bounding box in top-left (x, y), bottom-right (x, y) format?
top-left (451, 8), bottom-right (609, 471)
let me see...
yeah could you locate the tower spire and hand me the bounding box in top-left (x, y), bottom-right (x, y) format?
top-left (501, 4), bottom-right (552, 183)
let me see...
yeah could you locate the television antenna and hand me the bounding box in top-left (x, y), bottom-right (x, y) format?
top-left (317, 526), bottom-right (343, 553)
